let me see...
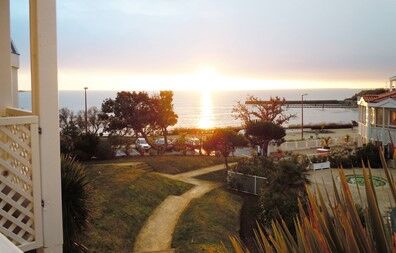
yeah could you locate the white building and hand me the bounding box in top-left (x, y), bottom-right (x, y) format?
top-left (1, 1), bottom-right (63, 252)
top-left (357, 81), bottom-right (396, 145)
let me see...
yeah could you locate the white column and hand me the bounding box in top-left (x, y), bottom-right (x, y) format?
top-left (30, 0), bottom-right (63, 252)
top-left (383, 107), bottom-right (386, 143)
top-left (0, 0), bottom-right (13, 113)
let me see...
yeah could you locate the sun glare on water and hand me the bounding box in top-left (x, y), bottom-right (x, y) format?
top-left (196, 66), bottom-right (216, 129)
top-left (199, 91), bottom-right (214, 129)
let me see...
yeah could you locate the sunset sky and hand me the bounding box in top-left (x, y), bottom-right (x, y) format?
top-left (11, 0), bottom-right (396, 91)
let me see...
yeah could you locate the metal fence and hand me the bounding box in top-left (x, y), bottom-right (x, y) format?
top-left (227, 170), bottom-right (267, 195)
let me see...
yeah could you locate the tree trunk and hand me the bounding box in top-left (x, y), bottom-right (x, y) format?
top-left (163, 128), bottom-right (168, 147)
top-left (224, 155), bottom-right (229, 169)
top-left (262, 140), bottom-right (270, 157)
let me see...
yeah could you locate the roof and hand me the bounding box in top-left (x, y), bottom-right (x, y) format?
top-left (11, 41), bottom-right (19, 55)
top-left (363, 90), bottom-right (396, 103)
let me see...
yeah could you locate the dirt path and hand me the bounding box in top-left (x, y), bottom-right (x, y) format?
top-left (133, 163), bottom-right (236, 253)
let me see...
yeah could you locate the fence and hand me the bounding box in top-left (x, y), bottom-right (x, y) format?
top-left (227, 170), bottom-right (267, 195)
top-left (0, 108), bottom-right (42, 251)
top-left (268, 135), bottom-right (361, 153)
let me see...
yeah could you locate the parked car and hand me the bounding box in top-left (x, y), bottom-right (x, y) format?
top-left (186, 137), bottom-right (201, 148)
top-left (154, 137), bottom-right (175, 151)
top-left (115, 149), bottom-right (127, 157)
top-left (135, 138), bottom-right (151, 151)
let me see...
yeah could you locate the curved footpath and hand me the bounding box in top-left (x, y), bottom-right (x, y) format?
top-left (133, 163), bottom-right (236, 253)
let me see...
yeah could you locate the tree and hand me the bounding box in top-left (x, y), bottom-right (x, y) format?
top-left (152, 91), bottom-right (178, 147)
top-left (258, 158), bottom-right (310, 232)
top-left (76, 106), bottom-right (107, 135)
top-left (204, 129), bottom-right (247, 168)
top-left (59, 108), bottom-right (81, 155)
top-left (245, 121), bottom-right (285, 156)
top-left (101, 91), bottom-right (155, 142)
top-left (232, 95), bottom-right (294, 126)
top-left (59, 108), bottom-right (80, 137)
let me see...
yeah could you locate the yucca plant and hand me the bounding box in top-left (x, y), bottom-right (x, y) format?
top-left (320, 136), bottom-right (332, 149)
top-left (231, 147), bottom-right (396, 252)
top-left (61, 155), bottom-right (91, 253)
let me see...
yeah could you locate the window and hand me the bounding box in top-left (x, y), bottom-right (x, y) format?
top-left (390, 111), bottom-right (396, 126)
top-left (375, 108), bottom-right (383, 126)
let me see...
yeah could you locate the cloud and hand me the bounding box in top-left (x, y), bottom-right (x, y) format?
top-left (11, 0), bottom-right (396, 90)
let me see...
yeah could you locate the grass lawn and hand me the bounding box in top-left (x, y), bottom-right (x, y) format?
top-left (82, 162), bottom-right (192, 253)
top-left (195, 168), bottom-right (230, 183)
top-left (93, 155), bottom-right (241, 174)
top-left (172, 188), bottom-right (243, 253)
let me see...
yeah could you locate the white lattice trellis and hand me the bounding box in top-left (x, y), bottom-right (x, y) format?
top-left (0, 115), bottom-right (42, 252)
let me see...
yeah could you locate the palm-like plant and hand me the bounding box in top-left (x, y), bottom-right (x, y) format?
top-left (321, 136), bottom-right (332, 149)
top-left (61, 155), bottom-right (91, 253)
top-left (231, 147), bottom-right (396, 252)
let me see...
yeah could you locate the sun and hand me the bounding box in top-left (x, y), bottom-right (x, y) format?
top-left (195, 65), bottom-right (219, 91)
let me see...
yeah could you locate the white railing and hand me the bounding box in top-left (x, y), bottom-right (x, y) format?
top-left (268, 135), bottom-right (361, 153)
top-left (227, 170), bottom-right (267, 195)
top-left (0, 108), bottom-right (42, 252)
top-left (359, 122), bottom-right (396, 144)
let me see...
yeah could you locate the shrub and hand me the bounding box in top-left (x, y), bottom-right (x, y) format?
top-left (234, 155), bottom-right (276, 178)
top-left (310, 155), bottom-right (328, 163)
top-left (95, 140), bottom-right (114, 160)
top-left (231, 149), bottom-right (395, 253)
top-left (73, 133), bottom-right (100, 161)
top-left (355, 143), bottom-right (381, 168)
top-left (258, 158), bottom-right (310, 231)
top-left (61, 155), bottom-right (91, 253)
top-left (328, 146), bottom-right (356, 168)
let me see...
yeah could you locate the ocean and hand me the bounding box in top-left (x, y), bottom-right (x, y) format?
top-left (18, 89), bottom-right (359, 128)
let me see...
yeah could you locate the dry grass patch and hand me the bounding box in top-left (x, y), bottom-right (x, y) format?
top-left (172, 188), bottom-right (243, 252)
top-left (82, 163), bottom-right (192, 252)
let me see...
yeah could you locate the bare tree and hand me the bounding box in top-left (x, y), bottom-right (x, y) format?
top-left (76, 106), bottom-right (107, 135)
top-left (232, 95), bottom-right (295, 126)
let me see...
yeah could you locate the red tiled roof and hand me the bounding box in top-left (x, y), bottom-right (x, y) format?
top-left (362, 95), bottom-right (380, 102)
top-left (370, 90), bottom-right (396, 103)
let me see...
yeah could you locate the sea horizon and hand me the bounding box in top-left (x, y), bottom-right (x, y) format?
top-left (18, 88), bottom-right (360, 128)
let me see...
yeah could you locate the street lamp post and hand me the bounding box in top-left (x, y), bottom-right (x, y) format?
top-left (301, 93), bottom-right (308, 140)
top-left (84, 87), bottom-right (88, 134)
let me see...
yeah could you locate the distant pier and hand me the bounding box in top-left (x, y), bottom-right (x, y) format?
top-left (246, 99), bottom-right (357, 109)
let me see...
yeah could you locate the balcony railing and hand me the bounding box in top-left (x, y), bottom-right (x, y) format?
top-left (268, 135), bottom-right (361, 153)
top-left (0, 107), bottom-right (42, 252)
top-left (358, 122), bottom-right (396, 144)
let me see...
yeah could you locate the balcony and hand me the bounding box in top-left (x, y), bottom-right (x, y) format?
top-left (0, 107), bottom-right (42, 251)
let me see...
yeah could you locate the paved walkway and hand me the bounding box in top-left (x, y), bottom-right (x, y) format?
top-left (133, 163), bottom-right (236, 253)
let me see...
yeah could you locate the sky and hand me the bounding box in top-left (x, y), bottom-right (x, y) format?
top-left (10, 0), bottom-right (396, 91)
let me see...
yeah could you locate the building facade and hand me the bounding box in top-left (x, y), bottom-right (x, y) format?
top-left (357, 87), bottom-right (396, 145)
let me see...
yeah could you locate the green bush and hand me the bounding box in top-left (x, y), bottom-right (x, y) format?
top-left (329, 143), bottom-right (382, 168)
top-left (355, 143), bottom-right (381, 168)
top-left (61, 155), bottom-right (91, 253)
top-left (258, 159), bottom-right (309, 231)
top-left (74, 133), bottom-right (100, 161)
top-left (95, 140), bottom-right (114, 160)
top-left (234, 155), bottom-right (276, 178)
top-left (328, 146), bottom-right (355, 168)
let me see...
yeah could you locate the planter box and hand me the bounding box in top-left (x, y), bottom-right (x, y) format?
top-left (310, 161), bottom-right (330, 170)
